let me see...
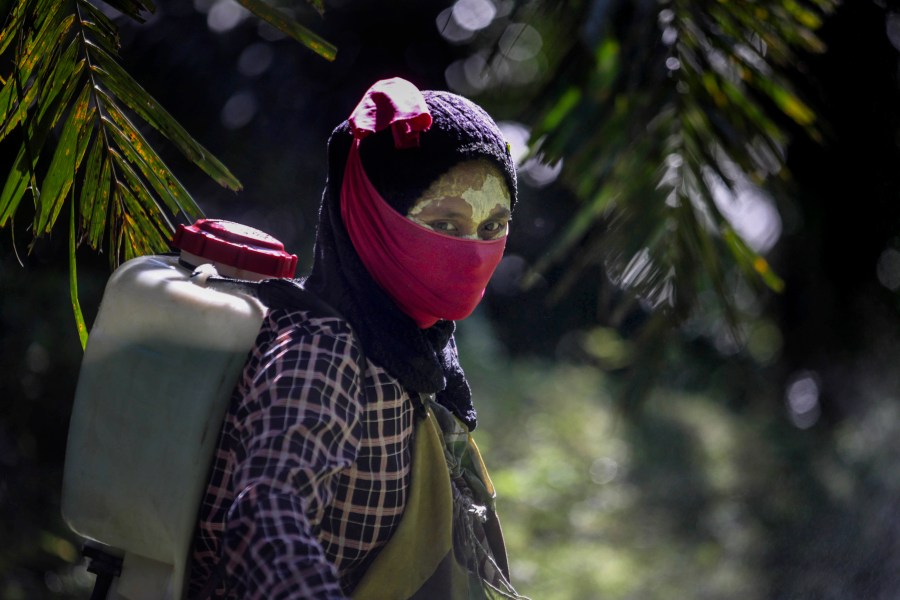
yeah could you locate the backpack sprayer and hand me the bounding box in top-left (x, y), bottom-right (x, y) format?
top-left (61, 219), bottom-right (297, 600)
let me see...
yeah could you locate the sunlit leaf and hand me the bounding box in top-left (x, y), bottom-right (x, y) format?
top-left (109, 148), bottom-right (173, 243)
top-left (87, 42), bottom-right (242, 191)
top-left (108, 187), bottom-right (123, 262)
top-left (99, 94), bottom-right (202, 220)
top-left (33, 36), bottom-right (83, 119)
top-left (69, 196), bottom-right (88, 350)
top-left (0, 145), bottom-right (33, 227)
top-left (87, 154), bottom-right (113, 251)
top-left (17, 2), bottom-right (70, 75)
top-left (98, 0), bottom-right (155, 24)
top-left (34, 83), bottom-right (94, 235)
top-left (0, 0), bottom-right (29, 58)
top-left (237, 0), bottom-right (337, 62)
top-left (0, 52), bottom-right (87, 229)
top-left (78, 133), bottom-right (103, 232)
top-left (77, 0), bottom-right (122, 54)
top-left (0, 11), bottom-right (74, 140)
top-left (537, 86), bottom-right (581, 138)
top-left (0, 34), bottom-right (83, 145)
top-left (722, 227), bottom-right (785, 292)
top-left (116, 193), bottom-right (141, 261)
top-left (114, 180), bottom-right (164, 259)
top-left (761, 79), bottom-right (816, 126)
top-left (0, 0), bottom-right (330, 291)
top-left (508, 0), bottom-right (837, 359)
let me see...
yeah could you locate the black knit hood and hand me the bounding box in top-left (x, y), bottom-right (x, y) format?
top-left (304, 88), bottom-right (516, 430)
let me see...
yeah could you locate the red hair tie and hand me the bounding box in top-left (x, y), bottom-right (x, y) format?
top-left (348, 77), bottom-right (432, 148)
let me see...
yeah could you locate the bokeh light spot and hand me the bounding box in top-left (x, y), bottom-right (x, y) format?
top-left (436, 7), bottom-right (475, 44)
top-left (706, 168), bottom-right (782, 253)
top-left (876, 247), bottom-right (900, 290)
top-left (746, 320), bottom-right (783, 365)
top-left (453, 0), bottom-right (497, 32)
top-left (238, 42), bottom-right (274, 77)
top-left (785, 371), bottom-right (821, 429)
top-left (445, 53), bottom-right (494, 95)
top-left (207, 0), bottom-right (248, 34)
top-left (886, 12), bottom-right (900, 51)
top-left (590, 457), bottom-right (619, 485)
top-left (520, 155), bottom-right (562, 187)
top-left (221, 90), bottom-right (258, 129)
top-left (499, 23), bottom-right (542, 61)
top-left (662, 26), bottom-right (678, 46)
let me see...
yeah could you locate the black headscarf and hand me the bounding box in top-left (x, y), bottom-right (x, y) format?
top-left (304, 89), bottom-right (517, 430)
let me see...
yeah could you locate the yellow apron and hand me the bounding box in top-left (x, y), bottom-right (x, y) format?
top-left (352, 399), bottom-right (527, 600)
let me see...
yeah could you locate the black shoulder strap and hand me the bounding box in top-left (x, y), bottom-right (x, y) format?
top-left (200, 275), bottom-right (343, 320)
top-left (202, 274), bottom-right (370, 391)
top-left (253, 278), bottom-right (344, 319)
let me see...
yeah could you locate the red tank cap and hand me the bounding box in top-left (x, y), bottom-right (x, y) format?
top-left (172, 219), bottom-right (298, 278)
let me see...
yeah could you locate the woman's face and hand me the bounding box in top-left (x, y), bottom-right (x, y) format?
top-left (406, 159), bottom-right (511, 241)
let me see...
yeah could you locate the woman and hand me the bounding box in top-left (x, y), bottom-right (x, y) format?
top-left (188, 78), bottom-right (525, 600)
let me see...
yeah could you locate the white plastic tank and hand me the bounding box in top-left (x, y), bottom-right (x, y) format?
top-left (61, 219), bottom-right (297, 600)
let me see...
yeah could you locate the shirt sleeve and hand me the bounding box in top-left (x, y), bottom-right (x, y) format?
top-left (217, 309), bottom-right (365, 599)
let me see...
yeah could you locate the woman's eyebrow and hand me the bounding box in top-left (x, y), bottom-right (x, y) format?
top-left (490, 206), bottom-right (512, 218)
top-left (424, 209), bottom-right (470, 219)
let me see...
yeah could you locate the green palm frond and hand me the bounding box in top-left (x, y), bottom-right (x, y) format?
top-left (0, 0), bottom-right (226, 261)
top-left (237, 0), bottom-right (336, 62)
top-left (520, 0), bottom-right (836, 323)
top-left (0, 0), bottom-right (334, 348)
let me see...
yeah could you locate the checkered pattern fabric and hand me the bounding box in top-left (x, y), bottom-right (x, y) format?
top-left (188, 308), bottom-right (416, 599)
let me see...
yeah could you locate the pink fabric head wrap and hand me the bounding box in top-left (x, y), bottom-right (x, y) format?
top-left (340, 78), bottom-right (507, 328)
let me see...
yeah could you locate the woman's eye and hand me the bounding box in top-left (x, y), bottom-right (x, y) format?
top-left (480, 220), bottom-right (508, 238)
top-left (432, 221), bottom-right (458, 233)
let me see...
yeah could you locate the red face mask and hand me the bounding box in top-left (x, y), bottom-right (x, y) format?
top-left (341, 140), bottom-right (506, 328)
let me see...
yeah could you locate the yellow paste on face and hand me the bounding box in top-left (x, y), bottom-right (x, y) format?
top-left (407, 159), bottom-right (511, 240)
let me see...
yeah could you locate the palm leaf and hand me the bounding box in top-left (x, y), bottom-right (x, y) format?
top-left (97, 0), bottom-right (155, 24)
top-left (78, 127), bottom-right (103, 239)
top-left (0, 0), bottom-right (222, 263)
top-left (516, 0), bottom-right (833, 320)
top-left (0, 0), bottom-right (335, 346)
top-left (100, 97), bottom-right (197, 223)
top-left (33, 80), bottom-right (94, 236)
top-left (86, 42), bottom-right (241, 191)
top-left (69, 191), bottom-right (88, 350)
top-left (0, 1), bottom-right (28, 58)
top-left (0, 37), bottom-right (83, 227)
top-left (237, 0), bottom-right (336, 61)
top-left (0, 145), bottom-right (33, 225)
top-left (77, 1), bottom-right (121, 54)
top-left (1, 0), bottom-right (335, 259)
top-left (109, 148), bottom-right (173, 250)
top-left (0, 10), bottom-right (71, 140)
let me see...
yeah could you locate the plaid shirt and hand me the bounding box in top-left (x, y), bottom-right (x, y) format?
top-left (189, 308), bottom-right (419, 599)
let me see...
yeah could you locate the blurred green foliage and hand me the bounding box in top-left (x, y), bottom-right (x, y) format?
top-left (460, 311), bottom-right (900, 599)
